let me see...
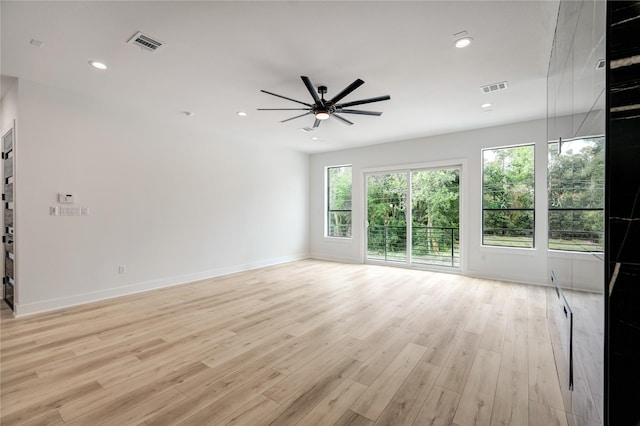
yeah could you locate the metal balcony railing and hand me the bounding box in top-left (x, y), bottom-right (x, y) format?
top-left (367, 225), bottom-right (460, 268)
top-left (548, 229), bottom-right (604, 252)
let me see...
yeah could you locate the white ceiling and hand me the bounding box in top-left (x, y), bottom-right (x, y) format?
top-left (1, 1), bottom-right (559, 153)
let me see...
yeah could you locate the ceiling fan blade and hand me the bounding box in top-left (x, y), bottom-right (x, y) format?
top-left (328, 79), bottom-right (365, 105)
top-left (257, 108), bottom-right (311, 111)
top-left (313, 119), bottom-right (321, 128)
top-left (337, 95), bottom-right (391, 108)
top-left (301, 76), bottom-right (322, 105)
top-left (260, 89), bottom-right (312, 107)
top-left (280, 112), bottom-right (313, 123)
top-left (331, 113), bottom-right (354, 126)
top-left (336, 109), bottom-right (383, 116)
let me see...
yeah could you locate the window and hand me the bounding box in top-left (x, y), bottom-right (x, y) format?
top-left (482, 144), bottom-right (535, 248)
top-left (327, 165), bottom-right (352, 238)
top-left (548, 136), bottom-right (604, 252)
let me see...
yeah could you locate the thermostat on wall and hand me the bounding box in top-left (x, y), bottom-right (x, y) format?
top-left (58, 193), bottom-right (75, 204)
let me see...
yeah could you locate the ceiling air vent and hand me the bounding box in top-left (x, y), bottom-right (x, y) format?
top-left (480, 81), bottom-right (508, 94)
top-left (596, 59), bottom-right (606, 70)
top-left (127, 31), bottom-right (164, 52)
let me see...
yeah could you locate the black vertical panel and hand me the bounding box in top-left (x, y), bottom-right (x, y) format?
top-left (606, 1), bottom-right (640, 425)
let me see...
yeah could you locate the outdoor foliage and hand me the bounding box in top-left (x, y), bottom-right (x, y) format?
top-left (327, 166), bottom-right (352, 237)
top-left (548, 137), bottom-right (605, 251)
top-left (482, 145), bottom-right (535, 247)
top-left (367, 169), bottom-right (460, 260)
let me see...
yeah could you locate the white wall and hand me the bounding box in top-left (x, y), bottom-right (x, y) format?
top-left (309, 118), bottom-right (604, 291)
top-left (11, 79), bottom-right (309, 315)
top-left (1, 78), bottom-right (18, 133)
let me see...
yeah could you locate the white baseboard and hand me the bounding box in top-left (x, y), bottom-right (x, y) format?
top-left (308, 253), bottom-right (360, 264)
top-left (14, 254), bottom-right (308, 317)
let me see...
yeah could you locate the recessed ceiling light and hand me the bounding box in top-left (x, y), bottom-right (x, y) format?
top-left (311, 137), bottom-right (319, 141)
top-left (454, 37), bottom-right (473, 48)
top-left (88, 60), bottom-right (108, 70)
top-left (237, 111), bottom-right (247, 117)
top-left (481, 103), bottom-right (492, 108)
top-left (452, 30), bottom-right (472, 48)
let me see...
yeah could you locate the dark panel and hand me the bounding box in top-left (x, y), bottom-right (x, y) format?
top-left (606, 2), bottom-right (640, 424)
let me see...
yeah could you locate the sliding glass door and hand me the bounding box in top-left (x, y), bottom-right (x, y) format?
top-left (366, 167), bottom-right (460, 268)
top-left (366, 173), bottom-right (408, 263)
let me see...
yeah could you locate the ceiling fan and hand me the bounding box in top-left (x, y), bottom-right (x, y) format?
top-left (258, 76), bottom-right (390, 128)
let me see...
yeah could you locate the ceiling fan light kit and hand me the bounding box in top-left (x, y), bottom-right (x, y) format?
top-left (258, 75), bottom-right (390, 128)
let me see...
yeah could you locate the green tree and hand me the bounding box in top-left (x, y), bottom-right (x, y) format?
top-left (548, 137), bottom-right (605, 250)
top-left (411, 169), bottom-right (460, 254)
top-left (482, 145), bottom-right (535, 246)
top-left (328, 166), bottom-right (352, 237)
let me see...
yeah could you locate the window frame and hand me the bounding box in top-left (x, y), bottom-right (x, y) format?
top-left (481, 143), bottom-right (536, 249)
top-left (326, 164), bottom-right (353, 239)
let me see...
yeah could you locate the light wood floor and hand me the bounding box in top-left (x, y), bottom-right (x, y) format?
top-left (1, 259), bottom-right (570, 425)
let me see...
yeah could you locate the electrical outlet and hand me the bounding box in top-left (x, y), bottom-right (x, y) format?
top-left (60, 206), bottom-right (81, 216)
top-left (49, 206), bottom-right (58, 216)
top-left (118, 265), bottom-right (127, 274)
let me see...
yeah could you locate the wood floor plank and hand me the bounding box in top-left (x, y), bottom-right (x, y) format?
top-left (66, 388), bottom-right (186, 426)
top-left (528, 338), bottom-right (565, 412)
top-left (528, 400), bottom-right (569, 426)
top-left (256, 356), bottom-right (362, 425)
top-left (413, 385), bottom-right (461, 426)
top-left (373, 359), bottom-right (440, 425)
top-left (176, 368), bottom-right (283, 425)
top-left (218, 395), bottom-right (280, 426)
top-left (351, 342), bottom-right (427, 420)
top-left (0, 260), bottom-right (578, 426)
top-left (452, 348), bottom-right (501, 426)
top-left (295, 378), bottom-right (367, 425)
top-left (263, 336), bottom-right (362, 404)
top-left (350, 327), bottom-right (418, 386)
top-left (479, 303), bottom-right (508, 353)
top-left (490, 368), bottom-right (529, 426)
top-left (434, 330), bottom-right (481, 393)
top-left (335, 409), bottom-right (375, 426)
top-left (462, 302), bottom-right (493, 335)
top-left (0, 381), bottom-right (102, 425)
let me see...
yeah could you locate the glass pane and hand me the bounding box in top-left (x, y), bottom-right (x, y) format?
top-left (482, 210), bottom-right (534, 248)
top-left (482, 145), bottom-right (535, 248)
top-left (548, 137), bottom-right (605, 209)
top-left (327, 166), bottom-right (352, 238)
top-left (548, 137), bottom-right (604, 252)
top-left (328, 166), bottom-right (352, 210)
top-left (482, 145), bottom-right (535, 209)
top-left (549, 210), bottom-right (604, 252)
top-left (328, 211), bottom-right (352, 238)
top-left (411, 169), bottom-right (460, 267)
top-left (367, 173), bottom-right (407, 263)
